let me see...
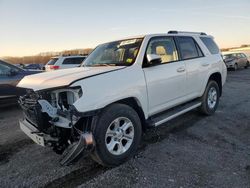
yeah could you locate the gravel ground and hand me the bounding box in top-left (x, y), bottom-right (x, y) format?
top-left (0, 69), bottom-right (250, 188)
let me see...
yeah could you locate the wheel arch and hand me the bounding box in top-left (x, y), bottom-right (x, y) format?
top-left (208, 72), bottom-right (222, 96)
top-left (108, 97), bottom-right (147, 131)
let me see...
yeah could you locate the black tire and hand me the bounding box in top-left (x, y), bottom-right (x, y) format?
top-left (91, 103), bottom-right (142, 167)
top-left (244, 61), bottom-right (249, 69)
top-left (199, 80), bottom-right (220, 115)
top-left (233, 63), bottom-right (238, 71)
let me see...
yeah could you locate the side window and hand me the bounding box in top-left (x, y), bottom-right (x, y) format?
top-left (176, 37), bottom-right (201, 60)
top-left (240, 53), bottom-right (246, 58)
top-left (196, 43), bottom-right (203, 57)
top-left (0, 63), bottom-right (11, 76)
top-left (200, 37), bottom-right (220, 54)
top-left (62, 57), bottom-right (86, 65)
top-left (236, 54), bottom-right (242, 58)
top-left (146, 37), bottom-right (178, 64)
top-left (232, 53), bottom-right (238, 58)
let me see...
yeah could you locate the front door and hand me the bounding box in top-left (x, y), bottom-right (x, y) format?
top-left (143, 37), bottom-right (186, 116)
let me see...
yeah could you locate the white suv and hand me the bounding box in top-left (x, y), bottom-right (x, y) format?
top-left (18, 31), bottom-right (227, 166)
top-left (45, 55), bottom-right (86, 71)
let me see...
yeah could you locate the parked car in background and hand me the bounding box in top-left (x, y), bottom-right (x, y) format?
top-left (45, 55), bottom-right (87, 71)
top-left (0, 60), bottom-right (42, 107)
top-left (222, 52), bottom-right (249, 70)
top-left (17, 31), bottom-right (227, 167)
top-left (23, 64), bottom-right (45, 70)
top-left (16, 63), bottom-right (26, 69)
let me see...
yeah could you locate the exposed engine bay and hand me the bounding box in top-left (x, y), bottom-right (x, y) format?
top-left (19, 87), bottom-right (95, 165)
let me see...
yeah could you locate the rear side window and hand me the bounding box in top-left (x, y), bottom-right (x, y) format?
top-left (200, 37), bottom-right (220, 54)
top-left (47, 58), bottom-right (58, 65)
top-left (62, 57), bottom-right (86, 65)
top-left (176, 37), bottom-right (203, 60)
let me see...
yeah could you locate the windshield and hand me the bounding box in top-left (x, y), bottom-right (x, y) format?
top-left (82, 38), bottom-right (143, 67)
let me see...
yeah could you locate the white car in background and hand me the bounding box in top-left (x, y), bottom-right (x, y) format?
top-left (45, 55), bottom-right (87, 71)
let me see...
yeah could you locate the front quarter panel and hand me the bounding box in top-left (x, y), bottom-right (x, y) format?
top-left (71, 66), bottom-right (149, 118)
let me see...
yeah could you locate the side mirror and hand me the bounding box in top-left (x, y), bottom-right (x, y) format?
top-left (146, 54), bottom-right (162, 66)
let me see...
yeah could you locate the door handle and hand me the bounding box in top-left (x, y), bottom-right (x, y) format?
top-left (202, 63), bottom-right (209, 67)
top-left (177, 67), bottom-right (185, 72)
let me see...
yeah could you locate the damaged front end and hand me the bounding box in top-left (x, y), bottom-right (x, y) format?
top-left (19, 87), bottom-right (95, 165)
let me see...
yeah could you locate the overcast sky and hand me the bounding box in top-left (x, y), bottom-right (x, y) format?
top-left (0, 0), bottom-right (250, 57)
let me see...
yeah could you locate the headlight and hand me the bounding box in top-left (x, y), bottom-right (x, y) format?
top-left (50, 86), bottom-right (82, 110)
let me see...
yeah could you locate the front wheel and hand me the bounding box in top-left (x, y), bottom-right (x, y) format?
top-left (199, 80), bottom-right (220, 115)
top-left (91, 103), bottom-right (142, 167)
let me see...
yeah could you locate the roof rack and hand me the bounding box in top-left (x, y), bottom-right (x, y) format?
top-left (168, 30), bottom-right (207, 35)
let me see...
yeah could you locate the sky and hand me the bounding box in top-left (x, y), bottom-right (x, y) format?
top-left (0, 0), bottom-right (250, 57)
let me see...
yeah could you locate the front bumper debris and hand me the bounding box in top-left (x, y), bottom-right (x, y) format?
top-left (60, 132), bottom-right (95, 165)
top-left (20, 119), bottom-right (45, 146)
top-left (19, 119), bottom-right (95, 165)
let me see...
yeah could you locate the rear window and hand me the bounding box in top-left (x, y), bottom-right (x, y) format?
top-left (200, 37), bottom-right (220, 54)
top-left (47, 58), bottom-right (58, 65)
top-left (176, 37), bottom-right (203, 60)
top-left (62, 57), bottom-right (86, 65)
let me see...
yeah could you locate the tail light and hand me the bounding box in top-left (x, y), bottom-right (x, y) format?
top-left (49, 65), bottom-right (60, 70)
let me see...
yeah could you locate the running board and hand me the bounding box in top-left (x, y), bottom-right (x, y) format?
top-left (148, 101), bottom-right (202, 127)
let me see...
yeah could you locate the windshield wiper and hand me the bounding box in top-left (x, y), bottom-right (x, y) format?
top-left (88, 63), bottom-right (117, 67)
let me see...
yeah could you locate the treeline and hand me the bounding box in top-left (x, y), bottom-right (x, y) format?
top-left (3, 48), bottom-right (93, 65)
top-left (221, 44), bottom-right (250, 52)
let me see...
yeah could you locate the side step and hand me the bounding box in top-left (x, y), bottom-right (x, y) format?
top-left (148, 100), bottom-right (202, 127)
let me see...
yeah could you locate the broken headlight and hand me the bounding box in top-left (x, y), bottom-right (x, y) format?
top-left (50, 86), bottom-right (82, 111)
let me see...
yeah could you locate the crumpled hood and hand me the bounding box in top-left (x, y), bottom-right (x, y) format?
top-left (17, 66), bottom-right (124, 91)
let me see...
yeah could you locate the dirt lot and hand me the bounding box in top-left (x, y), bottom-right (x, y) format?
top-left (0, 69), bottom-right (250, 188)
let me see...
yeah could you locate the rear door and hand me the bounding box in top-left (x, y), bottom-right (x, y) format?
top-left (143, 36), bottom-right (186, 115)
top-left (176, 36), bottom-right (207, 98)
top-left (60, 57), bottom-right (86, 69)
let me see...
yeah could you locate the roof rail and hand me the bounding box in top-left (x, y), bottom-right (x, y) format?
top-left (168, 30), bottom-right (207, 35)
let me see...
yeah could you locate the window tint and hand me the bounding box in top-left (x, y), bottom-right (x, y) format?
top-left (62, 57), bottom-right (86, 65)
top-left (176, 37), bottom-right (202, 60)
top-left (83, 38), bottom-right (143, 67)
top-left (236, 53), bottom-right (242, 58)
top-left (146, 37), bottom-right (178, 64)
top-left (200, 37), bottom-right (220, 54)
top-left (240, 53), bottom-right (246, 58)
top-left (0, 62), bottom-right (11, 76)
top-left (47, 58), bottom-right (58, 65)
top-left (196, 43), bottom-right (203, 57)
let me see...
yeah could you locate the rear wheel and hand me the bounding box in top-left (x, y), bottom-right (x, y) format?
top-left (91, 103), bottom-right (142, 167)
top-left (199, 80), bottom-right (220, 115)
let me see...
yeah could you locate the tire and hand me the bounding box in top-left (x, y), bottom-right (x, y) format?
top-left (244, 61), bottom-right (249, 69)
top-left (199, 80), bottom-right (220, 115)
top-left (91, 103), bottom-right (142, 167)
top-left (233, 63), bottom-right (238, 71)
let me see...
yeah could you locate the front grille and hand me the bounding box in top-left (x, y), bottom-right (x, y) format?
top-left (19, 89), bottom-right (50, 131)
